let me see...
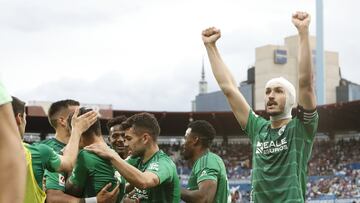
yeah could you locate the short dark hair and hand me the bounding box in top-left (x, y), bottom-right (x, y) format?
top-left (106, 115), bottom-right (127, 131)
top-left (11, 96), bottom-right (26, 116)
top-left (48, 99), bottom-right (80, 128)
top-left (187, 120), bottom-right (216, 148)
top-left (67, 107), bottom-right (101, 137)
top-left (122, 113), bottom-right (160, 140)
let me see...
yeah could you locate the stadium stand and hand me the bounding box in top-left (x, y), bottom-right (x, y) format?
top-left (23, 100), bottom-right (360, 202)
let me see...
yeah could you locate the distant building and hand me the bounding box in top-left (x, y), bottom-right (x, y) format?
top-left (193, 35), bottom-right (360, 112)
top-left (337, 79), bottom-right (360, 102)
top-left (192, 66), bottom-right (254, 112)
top-left (254, 35), bottom-right (340, 110)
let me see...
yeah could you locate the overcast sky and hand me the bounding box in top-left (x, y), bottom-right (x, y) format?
top-left (0, 0), bottom-right (359, 111)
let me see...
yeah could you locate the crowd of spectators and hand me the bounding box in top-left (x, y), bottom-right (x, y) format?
top-left (159, 137), bottom-right (360, 201)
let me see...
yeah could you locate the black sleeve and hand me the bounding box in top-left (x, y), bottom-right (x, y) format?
top-left (296, 105), bottom-right (317, 123)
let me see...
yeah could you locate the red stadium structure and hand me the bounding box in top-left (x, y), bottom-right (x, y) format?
top-left (25, 100), bottom-right (360, 139)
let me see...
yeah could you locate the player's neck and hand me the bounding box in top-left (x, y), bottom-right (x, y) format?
top-left (142, 144), bottom-right (159, 164)
top-left (270, 118), bottom-right (291, 129)
top-left (54, 128), bottom-right (70, 144)
top-left (90, 134), bottom-right (105, 145)
top-left (190, 148), bottom-right (209, 166)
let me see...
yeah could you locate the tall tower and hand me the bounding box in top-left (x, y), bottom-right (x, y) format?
top-left (316, 0), bottom-right (325, 105)
top-left (199, 57), bottom-right (208, 95)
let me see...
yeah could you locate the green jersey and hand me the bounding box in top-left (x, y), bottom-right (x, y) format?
top-left (245, 108), bottom-right (318, 203)
top-left (130, 150), bottom-right (180, 203)
top-left (25, 143), bottom-right (61, 188)
top-left (38, 138), bottom-right (67, 191)
top-left (68, 150), bottom-right (120, 201)
top-left (187, 151), bottom-right (230, 203)
top-left (114, 171), bottom-right (126, 202)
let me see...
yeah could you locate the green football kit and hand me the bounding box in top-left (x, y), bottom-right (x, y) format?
top-left (127, 150), bottom-right (181, 203)
top-left (245, 107), bottom-right (318, 203)
top-left (187, 151), bottom-right (231, 203)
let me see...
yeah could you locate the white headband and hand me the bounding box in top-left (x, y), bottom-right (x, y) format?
top-left (265, 77), bottom-right (296, 121)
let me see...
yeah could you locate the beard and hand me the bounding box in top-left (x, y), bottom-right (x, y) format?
top-left (265, 101), bottom-right (285, 116)
top-left (130, 147), bottom-right (145, 158)
top-left (180, 147), bottom-right (193, 160)
top-left (266, 109), bottom-right (283, 116)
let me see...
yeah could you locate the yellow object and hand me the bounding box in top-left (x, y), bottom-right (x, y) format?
top-left (23, 143), bottom-right (46, 203)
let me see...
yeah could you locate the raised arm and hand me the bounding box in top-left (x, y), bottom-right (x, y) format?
top-left (202, 27), bottom-right (250, 129)
top-left (292, 12), bottom-right (317, 110)
top-left (0, 83), bottom-right (26, 203)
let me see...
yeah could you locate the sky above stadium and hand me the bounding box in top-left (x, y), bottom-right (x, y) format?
top-left (0, 0), bottom-right (359, 111)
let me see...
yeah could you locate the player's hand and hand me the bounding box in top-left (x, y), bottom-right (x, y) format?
top-left (202, 27), bottom-right (221, 44)
top-left (122, 197), bottom-right (139, 203)
top-left (96, 183), bottom-right (120, 203)
top-left (292, 11), bottom-right (311, 35)
top-left (71, 108), bottom-right (98, 135)
top-left (84, 143), bottom-right (117, 160)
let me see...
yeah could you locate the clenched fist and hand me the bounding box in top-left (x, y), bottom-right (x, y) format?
top-left (202, 27), bottom-right (221, 44)
top-left (292, 11), bottom-right (311, 34)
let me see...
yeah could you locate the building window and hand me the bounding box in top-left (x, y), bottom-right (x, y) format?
top-left (274, 49), bottom-right (287, 64)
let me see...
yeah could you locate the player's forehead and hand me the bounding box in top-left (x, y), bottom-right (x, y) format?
top-left (110, 124), bottom-right (122, 132)
top-left (68, 105), bottom-right (79, 111)
top-left (265, 85), bottom-right (285, 91)
top-left (124, 127), bottom-right (137, 137)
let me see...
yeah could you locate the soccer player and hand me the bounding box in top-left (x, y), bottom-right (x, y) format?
top-left (65, 107), bottom-right (121, 202)
top-left (0, 83), bottom-right (26, 203)
top-left (40, 99), bottom-right (79, 201)
top-left (202, 11), bottom-right (318, 202)
top-left (107, 115), bottom-right (130, 159)
top-left (42, 100), bottom-right (119, 203)
top-left (107, 115), bottom-right (130, 201)
top-left (180, 120), bottom-right (230, 203)
top-left (85, 112), bottom-right (181, 203)
top-left (11, 96), bottom-right (97, 203)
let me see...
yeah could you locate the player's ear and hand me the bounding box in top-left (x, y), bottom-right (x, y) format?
top-left (193, 136), bottom-right (201, 146)
top-left (15, 113), bottom-right (22, 125)
top-left (142, 133), bottom-right (151, 144)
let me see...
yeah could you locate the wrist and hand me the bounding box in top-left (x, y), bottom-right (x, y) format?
top-left (109, 150), bottom-right (118, 161)
top-left (298, 29), bottom-right (309, 37)
top-left (84, 197), bottom-right (97, 203)
top-left (71, 128), bottom-right (83, 137)
top-left (204, 41), bottom-right (216, 47)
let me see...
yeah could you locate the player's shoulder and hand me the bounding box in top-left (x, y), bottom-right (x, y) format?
top-left (37, 138), bottom-right (54, 145)
top-left (29, 143), bottom-right (53, 152)
top-left (197, 151), bottom-right (223, 169)
top-left (37, 138), bottom-right (65, 148)
top-left (156, 150), bottom-right (174, 163)
top-left (79, 149), bottom-right (108, 164)
top-left (78, 149), bottom-right (92, 157)
top-left (150, 150), bottom-right (176, 169)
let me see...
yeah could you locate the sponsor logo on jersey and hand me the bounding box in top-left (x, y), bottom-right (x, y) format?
top-left (256, 138), bottom-right (288, 155)
top-left (148, 162), bottom-right (159, 171)
top-left (134, 187), bottom-right (148, 200)
top-left (200, 170), bottom-right (207, 177)
top-left (58, 174), bottom-right (65, 186)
